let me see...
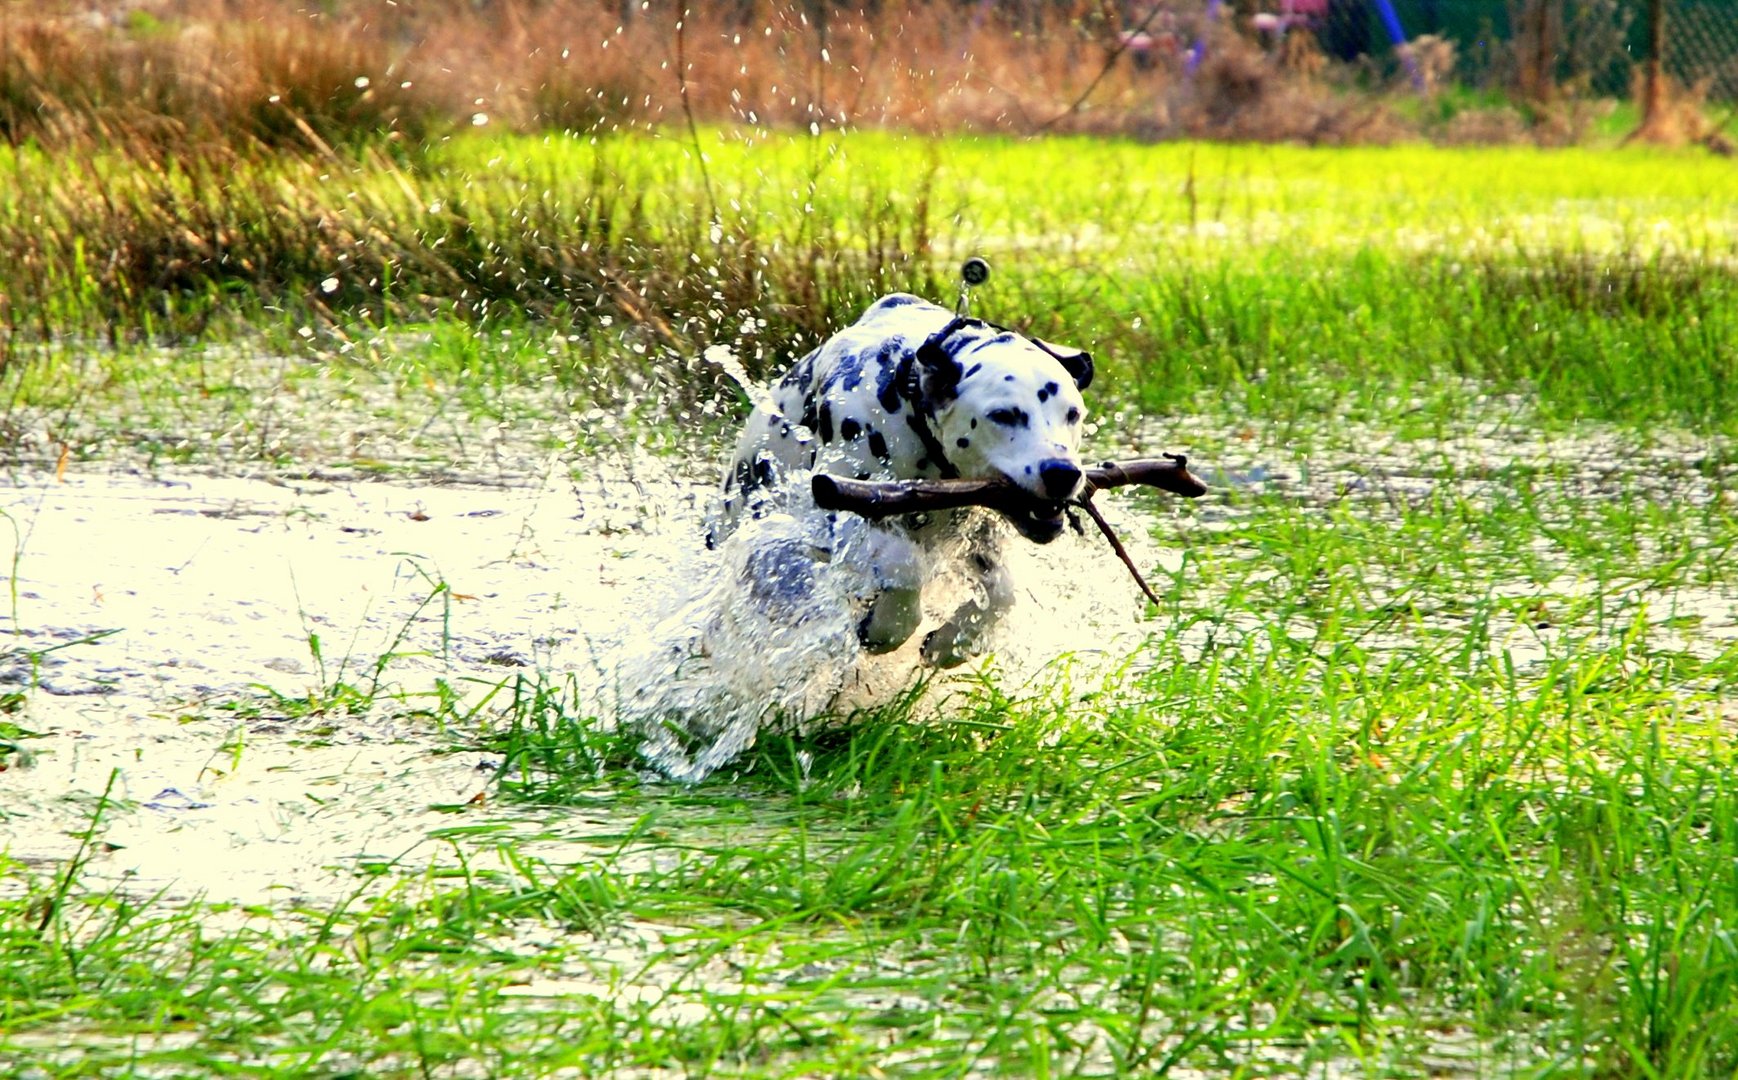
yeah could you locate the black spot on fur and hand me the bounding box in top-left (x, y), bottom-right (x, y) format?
top-left (970, 418), bottom-right (977, 429)
top-left (937, 331), bottom-right (978, 359)
top-left (1004, 374), bottom-right (1015, 382)
top-left (920, 349), bottom-right (963, 404)
top-left (868, 429), bottom-right (890, 462)
top-left (875, 294), bottom-right (920, 308)
top-left (799, 398), bottom-right (818, 435)
top-left (817, 399), bottom-right (834, 442)
top-left (987, 407), bottom-right (1030, 429)
top-left (821, 348), bottom-right (868, 393)
top-left (778, 348), bottom-right (820, 391)
top-left (956, 437), bottom-right (970, 448)
top-left (733, 456), bottom-right (771, 497)
top-left (1043, 381), bottom-right (1059, 397)
top-left (876, 357), bottom-right (902, 414)
top-left (963, 362), bottom-right (981, 380)
top-left (840, 417), bottom-right (862, 441)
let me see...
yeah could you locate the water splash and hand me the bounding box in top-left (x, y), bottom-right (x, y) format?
top-left (589, 460), bottom-right (1164, 781)
top-left (615, 507), bottom-right (866, 780)
top-left (703, 342), bottom-right (778, 416)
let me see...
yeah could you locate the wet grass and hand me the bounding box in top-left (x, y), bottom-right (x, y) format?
top-left (4, 127), bottom-right (1738, 1075)
top-left (7, 416), bottom-right (1737, 1076)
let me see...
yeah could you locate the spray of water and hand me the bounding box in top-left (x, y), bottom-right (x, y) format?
top-left (569, 343), bottom-right (1169, 781)
top-left (577, 469), bottom-right (1162, 780)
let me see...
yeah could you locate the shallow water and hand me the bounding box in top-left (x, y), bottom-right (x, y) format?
top-left (4, 357), bottom-right (1735, 912)
top-left (0, 443), bottom-right (1177, 905)
top-left (5, 379), bottom-right (1737, 1078)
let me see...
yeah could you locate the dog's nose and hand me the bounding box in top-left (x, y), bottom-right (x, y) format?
top-left (1038, 460), bottom-right (1083, 499)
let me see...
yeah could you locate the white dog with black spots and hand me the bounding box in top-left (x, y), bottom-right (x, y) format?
top-left (711, 293), bottom-right (1094, 666)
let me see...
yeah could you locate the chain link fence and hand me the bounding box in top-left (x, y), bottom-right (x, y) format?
top-left (1268, 0), bottom-right (1737, 100)
top-left (1108, 0), bottom-right (1733, 101)
top-left (1665, 0), bottom-right (1738, 100)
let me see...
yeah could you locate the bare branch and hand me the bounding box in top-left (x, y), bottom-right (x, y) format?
top-left (808, 454), bottom-right (1205, 610)
top-left (1076, 495), bottom-right (1164, 608)
top-left (810, 455), bottom-right (1207, 520)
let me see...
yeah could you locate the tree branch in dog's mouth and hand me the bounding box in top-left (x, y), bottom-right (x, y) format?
top-left (811, 455), bottom-right (1206, 607)
top-left (810, 455), bottom-right (1207, 519)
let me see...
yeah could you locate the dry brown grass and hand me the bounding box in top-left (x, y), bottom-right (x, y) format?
top-left (4, 0), bottom-right (1177, 148)
top-left (1, 0), bottom-right (1585, 154)
top-left (1, 3), bottom-right (452, 152)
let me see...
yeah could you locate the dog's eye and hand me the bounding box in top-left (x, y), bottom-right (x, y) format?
top-left (986, 407), bottom-right (1029, 428)
top-left (1066, 407), bottom-right (1081, 424)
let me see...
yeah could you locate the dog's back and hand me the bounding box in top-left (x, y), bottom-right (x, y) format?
top-left (715, 294), bottom-right (959, 537)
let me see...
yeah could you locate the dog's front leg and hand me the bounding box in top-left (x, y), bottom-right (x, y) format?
top-left (836, 521), bottom-right (926, 654)
top-left (859, 587), bottom-right (924, 654)
top-left (921, 550), bottom-right (1015, 667)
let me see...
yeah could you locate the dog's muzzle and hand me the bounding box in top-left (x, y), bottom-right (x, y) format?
top-left (1038, 460), bottom-right (1083, 500)
top-left (992, 459), bottom-right (1083, 543)
top-left (1005, 500), bottom-right (1069, 544)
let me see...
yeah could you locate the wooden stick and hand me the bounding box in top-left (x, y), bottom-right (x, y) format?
top-left (810, 455), bottom-right (1207, 520)
top-left (1076, 496), bottom-right (1165, 608)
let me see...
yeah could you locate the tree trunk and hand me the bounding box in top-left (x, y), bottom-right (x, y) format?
top-left (1629, 0), bottom-right (1676, 143)
top-left (1529, 0), bottom-right (1556, 104)
top-left (1642, 0), bottom-right (1666, 123)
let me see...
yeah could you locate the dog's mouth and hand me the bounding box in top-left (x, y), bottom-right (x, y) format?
top-left (1003, 499), bottom-right (1068, 544)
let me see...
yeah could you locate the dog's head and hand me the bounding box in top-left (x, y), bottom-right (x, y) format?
top-left (913, 324), bottom-right (1092, 544)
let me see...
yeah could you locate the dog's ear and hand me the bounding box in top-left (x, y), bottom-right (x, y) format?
top-left (1038, 340), bottom-right (1093, 391)
top-left (914, 334), bottom-right (963, 402)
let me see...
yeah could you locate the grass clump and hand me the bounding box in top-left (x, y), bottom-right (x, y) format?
top-left (1, 7), bottom-right (447, 154)
top-left (5, 132), bottom-right (1737, 442)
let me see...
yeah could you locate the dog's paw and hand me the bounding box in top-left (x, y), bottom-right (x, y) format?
top-left (920, 625), bottom-right (975, 668)
top-left (857, 587), bottom-right (922, 654)
top-left (741, 535), bottom-right (826, 622)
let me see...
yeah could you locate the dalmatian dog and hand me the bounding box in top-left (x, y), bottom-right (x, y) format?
top-left (710, 293), bottom-right (1093, 667)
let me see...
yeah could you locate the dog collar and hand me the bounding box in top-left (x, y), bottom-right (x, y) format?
top-left (896, 317), bottom-right (981, 481)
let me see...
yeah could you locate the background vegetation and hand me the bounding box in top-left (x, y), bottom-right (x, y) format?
top-left (2, 2), bottom-right (1737, 1076)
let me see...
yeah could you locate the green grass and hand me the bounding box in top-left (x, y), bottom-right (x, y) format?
top-left (4, 128), bottom-right (1738, 1075)
top-left (8, 416), bottom-right (1736, 1075)
top-left (4, 132), bottom-right (1738, 448)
